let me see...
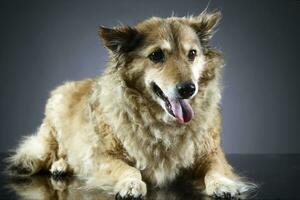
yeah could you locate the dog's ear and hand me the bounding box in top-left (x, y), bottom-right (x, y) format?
top-left (188, 11), bottom-right (221, 50)
top-left (98, 26), bottom-right (144, 53)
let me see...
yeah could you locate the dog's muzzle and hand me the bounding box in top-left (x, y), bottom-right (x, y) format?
top-left (151, 82), bottom-right (194, 123)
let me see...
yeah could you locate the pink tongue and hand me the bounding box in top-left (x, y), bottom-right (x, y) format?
top-left (170, 99), bottom-right (194, 123)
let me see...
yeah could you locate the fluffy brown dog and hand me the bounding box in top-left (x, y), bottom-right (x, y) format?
top-left (8, 11), bottom-right (255, 199)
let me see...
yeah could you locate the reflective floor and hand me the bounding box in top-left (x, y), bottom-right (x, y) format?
top-left (1, 154), bottom-right (300, 199)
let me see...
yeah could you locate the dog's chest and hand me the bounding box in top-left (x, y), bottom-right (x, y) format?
top-left (104, 98), bottom-right (199, 185)
top-left (130, 126), bottom-right (196, 186)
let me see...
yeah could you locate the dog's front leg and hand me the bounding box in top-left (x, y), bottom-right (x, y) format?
top-left (194, 149), bottom-right (252, 198)
top-left (87, 158), bottom-right (146, 199)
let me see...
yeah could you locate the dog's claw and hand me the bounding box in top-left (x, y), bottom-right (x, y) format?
top-left (212, 192), bottom-right (234, 200)
top-left (51, 170), bottom-right (67, 181)
top-left (115, 193), bottom-right (143, 200)
top-left (214, 192), bottom-right (239, 200)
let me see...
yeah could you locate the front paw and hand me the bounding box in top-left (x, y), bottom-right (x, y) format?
top-left (115, 178), bottom-right (147, 200)
top-left (50, 159), bottom-right (68, 177)
top-left (205, 173), bottom-right (252, 199)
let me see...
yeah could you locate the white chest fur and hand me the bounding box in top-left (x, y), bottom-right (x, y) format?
top-left (123, 125), bottom-right (197, 186)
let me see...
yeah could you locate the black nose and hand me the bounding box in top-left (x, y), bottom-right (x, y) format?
top-left (176, 82), bottom-right (196, 99)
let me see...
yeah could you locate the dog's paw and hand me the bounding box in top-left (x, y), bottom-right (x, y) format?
top-left (50, 159), bottom-right (68, 178)
top-left (115, 193), bottom-right (143, 200)
top-left (7, 156), bottom-right (39, 176)
top-left (115, 178), bottom-right (146, 199)
top-left (8, 162), bottom-right (33, 176)
top-left (205, 173), bottom-right (251, 199)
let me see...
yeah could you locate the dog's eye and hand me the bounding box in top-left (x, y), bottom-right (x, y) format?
top-left (148, 49), bottom-right (165, 63)
top-left (188, 49), bottom-right (197, 61)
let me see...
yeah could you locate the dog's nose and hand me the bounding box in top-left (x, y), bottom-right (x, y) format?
top-left (176, 81), bottom-right (196, 99)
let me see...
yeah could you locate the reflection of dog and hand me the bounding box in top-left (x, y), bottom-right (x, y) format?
top-left (8, 175), bottom-right (211, 200)
top-left (8, 176), bottom-right (113, 200)
top-left (8, 10), bottom-right (255, 199)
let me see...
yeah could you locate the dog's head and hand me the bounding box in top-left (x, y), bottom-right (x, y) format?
top-left (99, 11), bottom-right (221, 124)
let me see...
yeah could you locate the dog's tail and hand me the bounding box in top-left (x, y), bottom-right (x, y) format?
top-left (5, 121), bottom-right (57, 176)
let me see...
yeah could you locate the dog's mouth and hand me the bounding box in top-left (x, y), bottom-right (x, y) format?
top-left (151, 82), bottom-right (194, 124)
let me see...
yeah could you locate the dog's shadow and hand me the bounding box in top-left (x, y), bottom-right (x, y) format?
top-left (7, 174), bottom-right (214, 200)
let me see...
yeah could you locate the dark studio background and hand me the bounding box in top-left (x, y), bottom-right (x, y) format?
top-left (0, 0), bottom-right (299, 154)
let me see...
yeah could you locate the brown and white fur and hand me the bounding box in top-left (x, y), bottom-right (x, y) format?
top-left (8, 11), bottom-right (255, 199)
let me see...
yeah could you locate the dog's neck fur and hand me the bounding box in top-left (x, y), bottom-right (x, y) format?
top-left (91, 49), bottom-right (223, 186)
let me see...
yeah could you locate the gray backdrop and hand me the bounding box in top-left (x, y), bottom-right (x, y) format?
top-left (0, 0), bottom-right (299, 154)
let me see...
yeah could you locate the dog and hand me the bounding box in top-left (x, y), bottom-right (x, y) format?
top-left (8, 10), bottom-right (255, 199)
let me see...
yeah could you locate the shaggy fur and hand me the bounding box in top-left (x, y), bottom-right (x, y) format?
top-left (8, 11), bottom-right (255, 199)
